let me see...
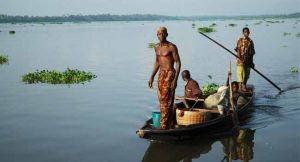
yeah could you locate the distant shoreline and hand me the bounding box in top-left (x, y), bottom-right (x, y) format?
top-left (0, 13), bottom-right (299, 23)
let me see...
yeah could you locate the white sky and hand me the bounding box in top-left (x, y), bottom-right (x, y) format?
top-left (0, 0), bottom-right (299, 16)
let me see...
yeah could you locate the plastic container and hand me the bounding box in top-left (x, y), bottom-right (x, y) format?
top-left (152, 112), bottom-right (161, 128)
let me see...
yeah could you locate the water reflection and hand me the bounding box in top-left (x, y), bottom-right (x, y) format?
top-left (220, 129), bottom-right (255, 162)
top-left (142, 128), bottom-right (255, 162)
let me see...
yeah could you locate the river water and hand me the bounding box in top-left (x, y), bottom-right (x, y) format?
top-left (0, 19), bottom-right (299, 162)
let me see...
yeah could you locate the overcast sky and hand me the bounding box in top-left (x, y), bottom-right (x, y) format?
top-left (0, 0), bottom-right (299, 16)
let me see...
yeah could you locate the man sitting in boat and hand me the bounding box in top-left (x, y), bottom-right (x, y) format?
top-left (231, 81), bottom-right (248, 108)
top-left (174, 70), bottom-right (203, 116)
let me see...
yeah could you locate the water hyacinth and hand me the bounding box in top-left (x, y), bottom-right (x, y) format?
top-left (296, 33), bottom-right (300, 38)
top-left (254, 21), bottom-right (263, 25)
top-left (198, 27), bottom-right (216, 33)
top-left (0, 55), bottom-right (8, 64)
top-left (209, 23), bottom-right (217, 27)
top-left (148, 43), bottom-right (155, 48)
top-left (228, 23), bottom-right (237, 27)
top-left (283, 32), bottom-right (291, 36)
top-left (290, 67), bottom-right (298, 73)
top-left (265, 20), bottom-right (281, 23)
top-left (21, 68), bottom-right (97, 84)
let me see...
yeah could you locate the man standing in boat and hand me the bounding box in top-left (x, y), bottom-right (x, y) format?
top-left (235, 27), bottom-right (255, 92)
top-left (148, 27), bottom-right (181, 130)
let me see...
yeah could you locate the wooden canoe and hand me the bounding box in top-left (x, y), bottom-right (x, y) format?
top-left (136, 85), bottom-right (254, 141)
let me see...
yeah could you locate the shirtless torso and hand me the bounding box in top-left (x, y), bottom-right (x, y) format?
top-left (148, 27), bottom-right (181, 89)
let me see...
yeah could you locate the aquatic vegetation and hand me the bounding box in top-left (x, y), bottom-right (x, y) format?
top-left (209, 23), bottom-right (217, 27)
top-left (49, 22), bottom-right (63, 24)
top-left (296, 33), bottom-right (300, 38)
top-left (0, 55), bottom-right (8, 64)
top-left (202, 75), bottom-right (219, 96)
top-left (265, 20), bottom-right (281, 23)
top-left (290, 67), bottom-right (298, 73)
top-left (254, 21), bottom-right (263, 25)
top-left (21, 68), bottom-right (97, 84)
top-left (283, 32), bottom-right (291, 36)
top-left (148, 43), bottom-right (155, 48)
top-left (281, 45), bottom-right (287, 48)
top-left (198, 27), bottom-right (216, 33)
top-left (192, 23), bottom-right (196, 28)
top-left (228, 23), bottom-right (237, 27)
top-left (9, 30), bottom-right (15, 34)
top-left (245, 24), bottom-right (248, 27)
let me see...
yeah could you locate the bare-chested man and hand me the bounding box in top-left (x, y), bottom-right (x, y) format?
top-left (148, 27), bottom-right (181, 130)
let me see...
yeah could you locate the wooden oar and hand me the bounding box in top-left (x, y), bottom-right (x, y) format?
top-left (228, 60), bottom-right (239, 127)
top-left (199, 32), bottom-right (282, 92)
top-left (175, 96), bottom-right (204, 102)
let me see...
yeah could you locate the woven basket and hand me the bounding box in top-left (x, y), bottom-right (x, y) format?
top-left (176, 109), bottom-right (211, 126)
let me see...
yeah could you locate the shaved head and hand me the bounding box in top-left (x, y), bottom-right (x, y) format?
top-left (157, 26), bottom-right (168, 34)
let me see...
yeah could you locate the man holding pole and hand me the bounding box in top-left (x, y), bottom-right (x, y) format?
top-left (148, 27), bottom-right (181, 130)
top-left (234, 27), bottom-right (255, 92)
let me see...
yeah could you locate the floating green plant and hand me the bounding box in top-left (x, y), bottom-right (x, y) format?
top-left (202, 75), bottom-right (219, 96)
top-left (21, 68), bottom-right (97, 84)
top-left (9, 30), bottom-right (15, 34)
top-left (265, 20), bottom-right (281, 23)
top-left (296, 33), bottom-right (300, 38)
top-left (192, 23), bottom-right (196, 28)
top-left (254, 21), bottom-right (263, 25)
top-left (228, 23), bottom-right (237, 27)
top-left (0, 55), bottom-right (8, 64)
top-left (290, 67), bottom-right (298, 73)
top-left (198, 27), bottom-right (216, 33)
top-left (148, 43), bottom-right (155, 48)
top-left (283, 32), bottom-right (291, 36)
top-left (209, 23), bottom-right (217, 27)
top-left (50, 22), bottom-right (63, 24)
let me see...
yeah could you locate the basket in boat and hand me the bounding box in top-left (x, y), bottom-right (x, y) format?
top-left (176, 109), bottom-right (211, 126)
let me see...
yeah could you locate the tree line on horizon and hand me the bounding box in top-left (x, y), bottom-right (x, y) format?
top-left (0, 13), bottom-right (299, 23)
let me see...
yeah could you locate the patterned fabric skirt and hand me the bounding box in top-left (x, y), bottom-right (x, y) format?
top-left (157, 69), bottom-right (175, 129)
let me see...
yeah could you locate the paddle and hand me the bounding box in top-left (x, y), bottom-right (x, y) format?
top-left (175, 96), bottom-right (204, 102)
top-left (228, 60), bottom-right (239, 127)
top-left (199, 32), bottom-right (282, 92)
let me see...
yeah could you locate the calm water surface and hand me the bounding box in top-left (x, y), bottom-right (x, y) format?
top-left (0, 19), bottom-right (299, 162)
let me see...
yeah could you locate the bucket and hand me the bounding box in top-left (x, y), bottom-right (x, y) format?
top-left (152, 112), bottom-right (161, 128)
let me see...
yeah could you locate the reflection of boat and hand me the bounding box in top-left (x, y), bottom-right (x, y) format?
top-left (142, 138), bottom-right (214, 162)
top-left (136, 86), bottom-right (254, 140)
top-left (142, 128), bottom-right (255, 162)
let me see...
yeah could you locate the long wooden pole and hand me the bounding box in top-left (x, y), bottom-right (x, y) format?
top-left (199, 32), bottom-right (282, 92)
